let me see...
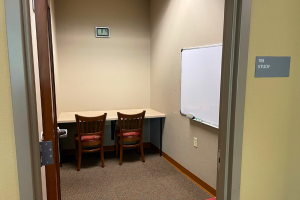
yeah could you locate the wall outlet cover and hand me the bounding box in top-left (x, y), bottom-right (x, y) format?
top-left (194, 137), bottom-right (198, 148)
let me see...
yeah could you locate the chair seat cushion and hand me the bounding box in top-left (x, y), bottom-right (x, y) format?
top-left (115, 130), bottom-right (140, 138)
top-left (75, 135), bottom-right (101, 142)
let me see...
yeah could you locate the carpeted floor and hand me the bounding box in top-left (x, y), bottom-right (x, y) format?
top-left (60, 149), bottom-right (213, 200)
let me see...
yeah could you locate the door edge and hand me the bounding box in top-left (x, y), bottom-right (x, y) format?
top-left (217, 0), bottom-right (252, 199)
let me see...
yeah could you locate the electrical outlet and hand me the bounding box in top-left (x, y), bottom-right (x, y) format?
top-left (194, 137), bottom-right (197, 148)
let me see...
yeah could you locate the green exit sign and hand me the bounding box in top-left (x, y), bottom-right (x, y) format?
top-left (95, 27), bottom-right (110, 38)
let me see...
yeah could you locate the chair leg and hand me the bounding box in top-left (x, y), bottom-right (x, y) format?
top-left (140, 140), bottom-right (145, 162)
top-left (119, 142), bottom-right (123, 165)
top-left (77, 148), bottom-right (82, 171)
top-left (75, 143), bottom-right (78, 161)
top-left (101, 141), bottom-right (105, 168)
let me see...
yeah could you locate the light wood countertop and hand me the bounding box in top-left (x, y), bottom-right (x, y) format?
top-left (58, 108), bottom-right (166, 123)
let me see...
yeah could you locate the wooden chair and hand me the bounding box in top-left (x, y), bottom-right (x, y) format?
top-left (115, 111), bottom-right (146, 165)
top-left (75, 113), bottom-right (107, 171)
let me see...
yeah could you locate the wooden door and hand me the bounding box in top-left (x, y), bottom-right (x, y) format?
top-left (34, 0), bottom-right (61, 199)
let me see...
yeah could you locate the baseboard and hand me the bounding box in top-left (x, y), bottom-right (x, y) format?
top-left (150, 143), bottom-right (160, 154)
top-left (150, 143), bottom-right (216, 197)
top-left (63, 142), bottom-right (151, 155)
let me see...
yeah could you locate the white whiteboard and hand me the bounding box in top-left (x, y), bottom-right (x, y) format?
top-left (181, 44), bottom-right (222, 128)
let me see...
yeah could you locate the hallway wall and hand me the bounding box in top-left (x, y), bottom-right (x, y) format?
top-left (0, 0), bottom-right (20, 198)
top-left (240, 0), bottom-right (300, 199)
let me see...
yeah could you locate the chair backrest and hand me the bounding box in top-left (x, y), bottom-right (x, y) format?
top-left (117, 111), bottom-right (146, 136)
top-left (75, 114), bottom-right (107, 137)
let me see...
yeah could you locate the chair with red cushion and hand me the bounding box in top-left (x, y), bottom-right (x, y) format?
top-left (75, 113), bottom-right (107, 171)
top-left (115, 111), bottom-right (146, 165)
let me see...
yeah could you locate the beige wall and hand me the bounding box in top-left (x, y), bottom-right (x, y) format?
top-left (150, 0), bottom-right (224, 188)
top-left (240, 0), bottom-right (300, 199)
top-left (0, 0), bottom-right (20, 198)
top-left (54, 0), bottom-right (150, 114)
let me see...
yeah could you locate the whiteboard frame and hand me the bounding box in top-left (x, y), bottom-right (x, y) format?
top-left (180, 43), bottom-right (222, 129)
top-left (181, 43), bottom-right (223, 51)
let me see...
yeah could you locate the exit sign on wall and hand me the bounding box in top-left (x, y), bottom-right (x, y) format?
top-left (95, 27), bottom-right (110, 38)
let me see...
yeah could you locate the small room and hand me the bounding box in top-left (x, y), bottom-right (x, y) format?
top-left (30, 0), bottom-right (225, 199)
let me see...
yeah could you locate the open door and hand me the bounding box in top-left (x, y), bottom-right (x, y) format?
top-left (34, 0), bottom-right (61, 199)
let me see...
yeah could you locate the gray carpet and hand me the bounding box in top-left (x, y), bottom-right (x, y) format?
top-left (60, 149), bottom-right (213, 200)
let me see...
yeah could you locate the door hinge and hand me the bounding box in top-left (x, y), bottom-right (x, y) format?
top-left (217, 149), bottom-right (221, 170)
top-left (40, 141), bottom-right (54, 167)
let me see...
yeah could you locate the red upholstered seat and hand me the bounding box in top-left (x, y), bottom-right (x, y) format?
top-left (115, 130), bottom-right (140, 138)
top-left (75, 135), bottom-right (101, 142)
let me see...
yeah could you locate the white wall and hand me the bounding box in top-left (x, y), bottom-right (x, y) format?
top-left (54, 0), bottom-right (151, 115)
top-left (150, 0), bottom-right (224, 188)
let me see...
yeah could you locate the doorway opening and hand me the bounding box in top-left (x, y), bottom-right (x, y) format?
top-left (8, 0), bottom-right (252, 199)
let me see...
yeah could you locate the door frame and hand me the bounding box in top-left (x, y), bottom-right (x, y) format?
top-left (4, 0), bottom-right (42, 199)
top-left (5, 0), bottom-right (252, 199)
top-left (217, 0), bottom-right (252, 199)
